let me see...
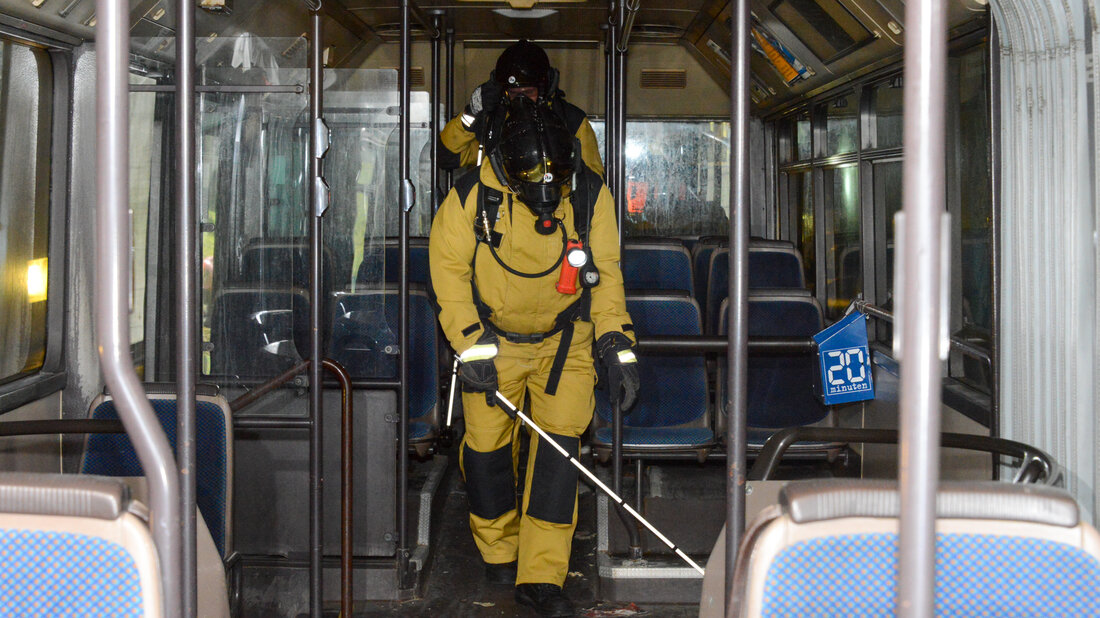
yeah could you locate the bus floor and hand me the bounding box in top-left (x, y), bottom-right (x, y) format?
top-left (358, 446), bottom-right (701, 617)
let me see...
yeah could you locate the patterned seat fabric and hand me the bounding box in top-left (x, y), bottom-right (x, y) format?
top-left (705, 242), bottom-right (807, 333)
top-left (0, 529), bottom-right (144, 617)
top-left (82, 398), bottom-right (230, 557)
top-left (621, 242), bottom-right (694, 296)
top-left (593, 294), bottom-right (712, 451)
top-left (762, 532), bottom-right (1100, 617)
top-left (328, 286), bottom-right (439, 445)
top-left (717, 293), bottom-right (828, 433)
top-left (355, 237), bottom-right (430, 285)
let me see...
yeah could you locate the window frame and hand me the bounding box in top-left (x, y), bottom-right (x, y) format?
top-left (0, 30), bottom-right (73, 413)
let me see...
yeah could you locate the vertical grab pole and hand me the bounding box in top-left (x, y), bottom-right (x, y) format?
top-left (724, 0), bottom-right (750, 613)
top-left (95, 2), bottom-right (182, 617)
top-left (605, 23), bottom-right (616, 196)
top-left (397, 0), bottom-right (413, 588)
top-left (430, 15), bottom-right (442, 214)
top-left (614, 0), bottom-right (627, 240)
top-left (445, 27), bottom-right (456, 192)
top-left (896, 0), bottom-right (947, 612)
top-left (174, 0), bottom-right (198, 614)
top-left (308, 5), bottom-right (326, 616)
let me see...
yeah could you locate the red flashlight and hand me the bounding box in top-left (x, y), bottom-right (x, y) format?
top-left (557, 240), bottom-right (586, 295)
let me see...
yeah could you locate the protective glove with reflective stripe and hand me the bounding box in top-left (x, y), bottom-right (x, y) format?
top-left (459, 330), bottom-right (500, 407)
top-left (461, 79), bottom-right (504, 138)
top-left (596, 332), bottom-right (640, 413)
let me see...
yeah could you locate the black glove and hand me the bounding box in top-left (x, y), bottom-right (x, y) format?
top-left (458, 330), bottom-right (499, 407)
top-left (597, 332), bottom-right (640, 413)
top-left (462, 79), bottom-right (503, 138)
top-left (470, 78), bottom-right (503, 116)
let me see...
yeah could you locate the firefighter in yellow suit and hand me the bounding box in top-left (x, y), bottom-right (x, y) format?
top-left (429, 96), bottom-right (638, 617)
top-left (438, 39), bottom-right (605, 179)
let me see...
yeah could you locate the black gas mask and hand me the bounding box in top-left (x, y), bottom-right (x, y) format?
top-left (488, 96), bottom-right (576, 235)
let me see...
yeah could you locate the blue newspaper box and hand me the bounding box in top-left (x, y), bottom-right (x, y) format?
top-left (813, 312), bottom-right (875, 405)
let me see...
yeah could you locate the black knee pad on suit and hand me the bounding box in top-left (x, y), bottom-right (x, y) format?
top-left (464, 442), bottom-right (517, 519)
top-left (526, 433), bottom-right (580, 525)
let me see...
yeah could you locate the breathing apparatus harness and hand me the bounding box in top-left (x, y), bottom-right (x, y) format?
top-left (468, 107), bottom-right (604, 395)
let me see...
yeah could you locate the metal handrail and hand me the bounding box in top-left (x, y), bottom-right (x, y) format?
top-left (226, 358), bottom-right (357, 618)
top-left (747, 427), bottom-right (1060, 486)
top-left (96, 2), bottom-right (181, 615)
top-left (855, 300), bottom-right (992, 370)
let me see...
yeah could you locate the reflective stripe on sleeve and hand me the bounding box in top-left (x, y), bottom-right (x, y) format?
top-left (461, 343), bottom-right (499, 362)
top-left (617, 349), bottom-right (637, 364)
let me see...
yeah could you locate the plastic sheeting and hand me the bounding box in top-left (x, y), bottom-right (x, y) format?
top-left (990, 0), bottom-right (1097, 522)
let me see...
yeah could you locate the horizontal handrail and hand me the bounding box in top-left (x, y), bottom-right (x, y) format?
top-left (635, 336), bottom-right (815, 355)
top-left (748, 426), bottom-right (1060, 485)
top-left (0, 419), bottom-right (126, 436)
top-left (854, 300), bottom-right (992, 369)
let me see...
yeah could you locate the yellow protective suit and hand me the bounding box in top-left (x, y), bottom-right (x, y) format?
top-left (438, 97), bottom-right (605, 179)
top-left (429, 159), bottom-right (631, 586)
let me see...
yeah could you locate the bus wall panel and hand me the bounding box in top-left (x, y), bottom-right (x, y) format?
top-left (856, 359), bottom-right (991, 481)
top-left (231, 388), bottom-right (397, 558)
top-left (0, 391), bottom-right (62, 474)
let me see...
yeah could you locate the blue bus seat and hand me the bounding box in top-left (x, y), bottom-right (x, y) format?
top-left (621, 240), bottom-right (694, 296)
top-left (593, 293), bottom-right (713, 456)
top-left (209, 287), bottom-right (310, 379)
top-left (80, 389), bottom-right (233, 558)
top-left (328, 285), bottom-right (440, 453)
top-left (717, 293), bottom-right (835, 455)
top-left (705, 242), bottom-right (807, 333)
top-left (355, 237), bottom-right (430, 285)
top-left (0, 473), bottom-right (163, 617)
top-left (727, 480), bottom-right (1100, 617)
top-left (239, 239), bottom-right (336, 292)
top-left (692, 236), bottom-right (727, 310)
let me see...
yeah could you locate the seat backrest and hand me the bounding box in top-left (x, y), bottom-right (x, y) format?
top-left (328, 286), bottom-right (439, 438)
top-left (209, 287), bottom-right (310, 379)
top-left (355, 237), bottom-right (430, 285)
top-left (239, 240), bottom-right (336, 291)
top-left (81, 393), bottom-right (233, 557)
top-left (734, 480), bottom-right (1100, 618)
top-left (718, 292), bottom-right (827, 428)
top-left (594, 294), bottom-right (708, 430)
top-left (621, 241), bottom-right (694, 296)
top-left (706, 242), bottom-right (807, 333)
top-left (0, 473), bottom-right (162, 617)
top-left (692, 237), bottom-right (726, 310)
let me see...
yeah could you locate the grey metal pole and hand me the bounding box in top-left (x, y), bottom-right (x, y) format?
top-left (308, 6), bottom-right (326, 616)
top-left (174, 0), bottom-right (198, 615)
top-left (988, 19), bottom-right (1001, 479)
top-left (398, 0), bottom-right (413, 588)
top-left (724, 0), bottom-right (750, 614)
top-left (605, 24), bottom-right (616, 194)
top-left (897, 0), bottom-right (948, 612)
top-left (95, 2), bottom-right (182, 617)
top-left (445, 27), bottom-right (455, 191)
top-left (614, 2), bottom-right (627, 240)
top-left (430, 16), bottom-right (441, 214)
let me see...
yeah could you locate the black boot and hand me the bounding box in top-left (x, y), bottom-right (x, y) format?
top-left (484, 560), bottom-right (518, 585)
top-left (515, 583), bottom-right (575, 617)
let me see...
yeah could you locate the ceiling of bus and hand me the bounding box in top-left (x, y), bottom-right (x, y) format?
top-left (0, 0), bottom-right (989, 113)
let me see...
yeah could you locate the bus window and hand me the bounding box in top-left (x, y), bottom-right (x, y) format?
top-left (128, 77), bottom-right (161, 375)
top-left (793, 170), bottom-right (815, 294)
top-left (948, 45), bottom-right (993, 389)
top-left (592, 120), bottom-right (731, 238)
top-left (0, 40), bottom-right (52, 384)
top-left (823, 164), bottom-right (860, 318)
top-left (871, 159), bottom-right (902, 343)
top-left (824, 92), bottom-right (858, 156)
top-left (871, 77), bottom-right (903, 149)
